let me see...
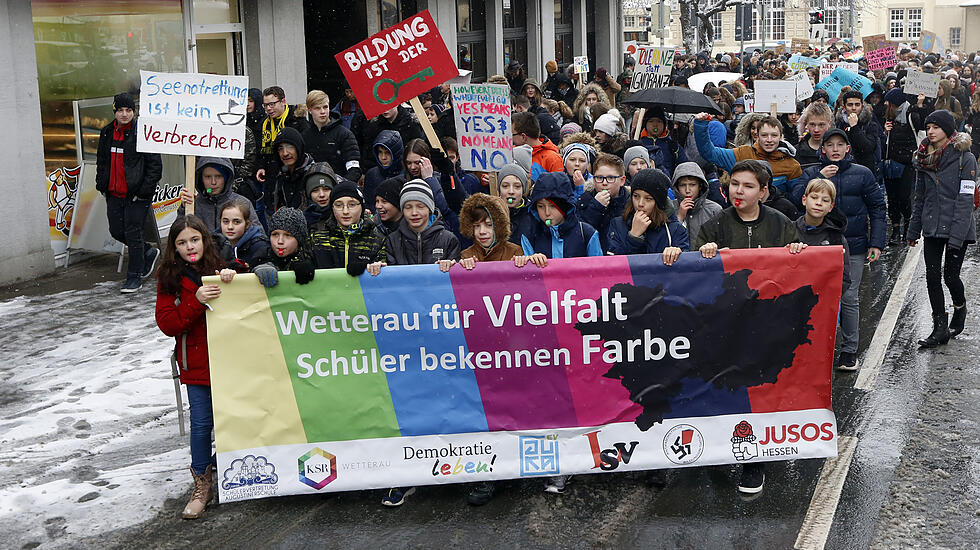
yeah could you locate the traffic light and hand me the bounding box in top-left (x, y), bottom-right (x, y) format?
top-left (809, 9), bottom-right (824, 26)
top-left (808, 9), bottom-right (825, 41)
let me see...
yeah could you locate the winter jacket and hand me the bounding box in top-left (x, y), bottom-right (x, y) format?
top-left (331, 98), bottom-right (361, 129)
top-left (271, 153), bottom-right (315, 211)
top-left (356, 106), bottom-right (423, 172)
top-left (795, 208), bottom-right (852, 288)
top-left (576, 183), bottom-right (631, 252)
top-left (507, 199), bottom-right (533, 245)
top-left (639, 134), bottom-right (688, 178)
top-left (363, 130), bottom-right (405, 211)
top-left (764, 186), bottom-right (803, 220)
top-left (797, 154), bottom-right (887, 255)
top-left (547, 73), bottom-right (579, 105)
top-left (837, 105), bottom-right (882, 177)
top-left (459, 193), bottom-right (524, 262)
top-left (607, 214), bottom-right (689, 255)
top-left (885, 101), bottom-right (927, 166)
top-left (385, 215), bottom-right (461, 265)
top-left (693, 119), bottom-right (802, 191)
top-left (909, 132), bottom-right (978, 249)
top-left (95, 118), bottom-right (162, 200)
top-left (231, 126), bottom-right (258, 184)
top-left (795, 138), bottom-right (822, 169)
top-left (530, 138), bottom-right (566, 182)
top-left (671, 162), bottom-right (723, 246)
top-left (216, 224), bottom-right (270, 271)
top-left (519, 172), bottom-right (603, 258)
top-left (694, 205), bottom-right (801, 250)
top-left (967, 110), bottom-right (980, 158)
top-left (155, 272), bottom-right (210, 386)
top-left (177, 157), bottom-right (261, 233)
top-left (311, 212), bottom-right (387, 269)
top-left (302, 111), bottom-right (362, 182)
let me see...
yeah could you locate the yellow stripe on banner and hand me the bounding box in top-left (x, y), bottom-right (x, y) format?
top-left (205, 274), bottom-right (307, 453)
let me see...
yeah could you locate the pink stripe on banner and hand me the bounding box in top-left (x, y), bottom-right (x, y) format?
top-left (450, 261), bottom-right (578, 431)
top-left (540, 256), bottom-right (643, 426)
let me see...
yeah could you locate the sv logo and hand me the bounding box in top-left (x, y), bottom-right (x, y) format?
top-left (584, 430), bottom-right (638, 471)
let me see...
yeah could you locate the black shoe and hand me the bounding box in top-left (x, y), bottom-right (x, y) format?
top-left (949, 305), bottom-right (967, 338)
top-left (737, 463), bottom-right (765, 494)
top-left (888, 224), bottom-right (902, 246)
top-left (467, 481), bottom-right (496, 506)
top-left (120, 275), bottom-right (142, 294)
top-left (142, 247), bottom-right (160, 278)
top-left (918, 312), bottom-right (950, 349)
top-left (836, 351), bottom-right (858, 372)
top-left (381, 486), bottom-right (415, 507)
top-left (646, 469), bottom-right (667, 488)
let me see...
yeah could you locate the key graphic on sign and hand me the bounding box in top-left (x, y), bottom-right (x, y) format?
top-left (373, 67), bottom-right (436, 105)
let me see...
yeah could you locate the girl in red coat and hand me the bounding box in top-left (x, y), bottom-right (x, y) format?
top-left (155, 215), bottom-right (235, 519)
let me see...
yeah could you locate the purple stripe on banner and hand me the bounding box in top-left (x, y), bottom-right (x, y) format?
top-left (540, 256), bottom-right (644, 426)
top-left (450, 261), bottom-right (578, 431)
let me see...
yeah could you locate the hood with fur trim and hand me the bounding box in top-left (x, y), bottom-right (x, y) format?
top-left (734, 113), bottom-right (768, 147)
top-left (459, 193), bottom-right (512, 242)
top-left (834, 102), bottom-right (873, 127)
top-left (572, 83), bottom-right (610, 112)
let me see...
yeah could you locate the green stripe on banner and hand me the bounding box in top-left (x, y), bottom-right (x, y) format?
top-left (265, 270), bottom-right (401, 442)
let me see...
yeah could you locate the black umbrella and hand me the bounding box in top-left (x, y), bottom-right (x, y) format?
top-left (623, 86), bottom-right (723, 115)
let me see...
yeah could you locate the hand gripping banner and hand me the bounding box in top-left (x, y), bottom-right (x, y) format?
top-left (206, 248), bottom-right (843, 503)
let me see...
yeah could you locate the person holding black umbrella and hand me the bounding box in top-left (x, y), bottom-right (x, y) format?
top-left (639, 107), bottom-right (688, 178)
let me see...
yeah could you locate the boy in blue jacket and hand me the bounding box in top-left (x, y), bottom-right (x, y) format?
top-left (517, 172), bottom-right (604, 262)
top-left (576, 153), bottom-right (632, 251)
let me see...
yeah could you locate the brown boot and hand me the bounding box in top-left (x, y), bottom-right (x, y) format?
top-left (182, 465), bottom-right (212, 519)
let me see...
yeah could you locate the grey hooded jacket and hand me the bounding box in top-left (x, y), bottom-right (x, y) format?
top-left (909, 132), bottom-right (978, 249)
top-left (670, 162), bottom-right (722, 246)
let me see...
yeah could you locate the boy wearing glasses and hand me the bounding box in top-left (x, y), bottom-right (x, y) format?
top-left (576, 153), bottom-right (631, 251)
top-left (256, 86), bottom-right (309, 184)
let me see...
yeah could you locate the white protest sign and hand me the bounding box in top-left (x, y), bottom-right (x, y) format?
top-left (629, 46), bottom-right (675, 92)
top-left (574, 56), bottom-right (589, 74)
top-left (819, 62), bottom-right (858, 83)
top-left (449, 84), bottom-right (512, 172)
top-left (742, 93), bottom-right (755, 112)
top-left (753, 80), bottom-right (798, 113)
top-left (903, 69), bottom-right (942, 98)
top-left (138, 71), bottom-right (249, 159)
top-left (688, 71), bottom-right (743, 93)
top-left (789, 71), bottom-right (814, 101)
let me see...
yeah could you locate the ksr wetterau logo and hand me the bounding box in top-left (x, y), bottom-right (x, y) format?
top-left (584, 430), bottom-right (638, 471)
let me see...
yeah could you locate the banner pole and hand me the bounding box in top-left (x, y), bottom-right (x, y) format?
top-left (488, 173), bottom-right (499, 197)
top-left (409, 97), bottom-right (445, 153)
top-left (184, 155), bottom-right (195, 216)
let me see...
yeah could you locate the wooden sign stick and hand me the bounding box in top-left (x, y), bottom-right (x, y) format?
top-left (409, 96), bottom-right (445, 153)
top-left (184, 156), bottom-right (195, 215)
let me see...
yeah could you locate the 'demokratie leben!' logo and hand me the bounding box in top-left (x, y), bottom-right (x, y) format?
top-left (221, 454), bottom-right (280, 498)
top-left (403, 441), bottom-right (497, 478)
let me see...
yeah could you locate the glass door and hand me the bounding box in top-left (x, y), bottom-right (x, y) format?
top-left (188, 0), bottom-right (245, 75)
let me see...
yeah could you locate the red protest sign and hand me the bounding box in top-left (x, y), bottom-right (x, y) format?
top-left (335, 10), bottom-right (457, 119)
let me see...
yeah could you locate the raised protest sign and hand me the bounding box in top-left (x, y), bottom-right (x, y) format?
top-left (753, 80), bottom-right (797, 113)
top-left (904, 69), bottom-right (942, 98)
top-left (574, 56), bottom-right (590, 74)
top-left (207, 248), bottom-right (843, 503)
top-left (137, 71), bottom-right (248, 159)
top-left (688, 72), bottom-right (743, 94)
top-left (919, 30), bottom-right (939, 53)
top-left (791, 38), bottom-right (810, 53)
top-left (820, 62), bottom-right (858, 83)
top-left (814, 67), bottom-right (873, 104)
top-left (788, 71), bottom-right (815, 101)
top-left (788, 54), bottom-right (820, 72)
top-left (630, 46), bottom-right (675, 92)
top-left (862, 34), bottom-right (896, 53)
top-left (865, 47), bottom-right (898, 71)
top-left (335, 10), bottom-right (457, 120)
top-left (449, 84), bottom-right (512, 172)
top-left (742, 93), bottom-right (755, 112)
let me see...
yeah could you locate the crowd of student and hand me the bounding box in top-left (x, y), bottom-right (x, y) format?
top-left (94, 45), bottom-right (977, 519)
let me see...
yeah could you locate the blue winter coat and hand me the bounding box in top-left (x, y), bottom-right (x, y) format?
top-left (363, 130), bottom-right (404, 211)
top-left (607, 214), bottom-right (690, 255)
top-left (639, 135), bottom-right (688, 178)
top-left (518, 172), bottom-right (603, 258)
top-left (576, 184), bottom-right (631, 252)
top-left (795, 153), bottom-right (887, 255)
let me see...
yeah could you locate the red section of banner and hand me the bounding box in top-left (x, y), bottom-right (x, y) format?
top-left (720, 246), bottom-right (843, 414)
top-left (334, 10), bottom-right (457, 119)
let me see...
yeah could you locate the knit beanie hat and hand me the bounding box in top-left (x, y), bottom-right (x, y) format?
top-left (630, 168), bottom-right (671, 211)
top-left (545, 60), bottom-right (559, 74)
top-left (593, 113), bottom-right (621, 136)
top-left (560, 122), bottom-right (583, 138)
top-left (924, 110), bottom-right (957, 138)
top-left (304, 162), bottom-right (339, 197)
top-left (623, 146), bottom-right (651, 170)
top-left (113, 92), bottom-right (136, 112)
top-left (375, 177), bottom-right (404, 208)
top-left (400, 179), bottom-right (436, 214)
top-left (562, 143), bottom-right (596, 166)
top-left (496, 163), bottom-right (529, 198)
top-left (269, 207), bottom-right (309, 245)
top-left (328, 181), bottom-right (365, 208)
top-left (883, 87), bottom-right (906, 106)
top-left (512, 144), bottom-right (533, 174)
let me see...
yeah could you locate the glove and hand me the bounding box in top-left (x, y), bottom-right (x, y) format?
top-left (253, 263), bottom-right (278, 288)
top-left (346, 261), bottom-right (368, 277)
top-left (430, 148), bottom-right (454, 176)
top-left (294, 260), bottom-right (315, 285)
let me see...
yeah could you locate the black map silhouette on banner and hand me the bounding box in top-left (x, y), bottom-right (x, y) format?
top-left (576, 269), bottom-right (819, 431)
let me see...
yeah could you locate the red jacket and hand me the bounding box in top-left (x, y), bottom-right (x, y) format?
top-left (155, 276), bottom-right (210, 385)
top-left (532, 138), bottom-right (565, 174)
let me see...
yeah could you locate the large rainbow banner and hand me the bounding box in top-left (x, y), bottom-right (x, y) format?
top-left (207, 248), bottom-right (843, 503)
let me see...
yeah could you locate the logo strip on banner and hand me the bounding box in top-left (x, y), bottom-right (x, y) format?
top-left (208, 248), bottom-right (843, 502)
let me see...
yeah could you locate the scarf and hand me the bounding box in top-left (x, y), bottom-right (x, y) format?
top-left (109, 121), bottom-right (132, 197)
top-left (915, 133), bottom-right (955, 172)
top-left (261, 104), bottom-right (290, 154)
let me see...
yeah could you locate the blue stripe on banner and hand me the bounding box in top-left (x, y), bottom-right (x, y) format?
top-left (625, 253), bottom-right (750, 418)
top-left (359, 264), bottom-right (489, 435)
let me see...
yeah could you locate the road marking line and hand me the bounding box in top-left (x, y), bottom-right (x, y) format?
top-left (794, 435), bottom-right (859, 550)
top-left (854, 245), bottom-right (922, 390)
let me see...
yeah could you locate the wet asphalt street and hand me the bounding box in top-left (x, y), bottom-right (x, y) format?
top-left (2, 243), bottom-right (978, 550)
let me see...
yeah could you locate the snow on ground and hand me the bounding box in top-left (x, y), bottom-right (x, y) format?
top-left (0, 281), bottom-right (192, 549)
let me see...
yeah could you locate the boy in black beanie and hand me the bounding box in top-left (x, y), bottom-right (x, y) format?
top-left (253, 207), bottom-right (315, 287)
